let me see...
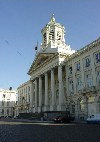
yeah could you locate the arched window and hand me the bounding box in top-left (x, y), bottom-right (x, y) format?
top-left (57, 31), bottom-right (61, 40)
top-left (49, 30), bottom-right (54, 40)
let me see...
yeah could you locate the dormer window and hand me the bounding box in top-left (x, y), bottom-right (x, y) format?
top-left (49, 30), bottom-right (54, 40)
top-left (95, 52), bottom-right (100, 63)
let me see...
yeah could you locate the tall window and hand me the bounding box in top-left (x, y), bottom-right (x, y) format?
top-left (69, 79), bottom-right (74, 94)
top-left (57, 31), bottom-right (61, 41)
top-left (28, 86), bottom-right (30, 92)
top-left (95, 52), bottom-right (100, 63)
top-left (26, 87), bottom-right (27, 93)
top-left (96, 70), bottom-right (100, 85)
top-left (76, 62), bottom-right (80, 71)
top-left (76, 77), bottom-right (82, 91)
top-left (7, 109), bottom-right (9, 115)
top-left (2, 101), bottom-right (4, 106)
top-left (43, 33), bottom-right (46, 44)
top-left (49, 30), bottom-right (54, 40)
top-left (71, 103), bottom-right (75, 114)
top-left (86, 74), bottom-right (93, 87)
top-left (7, 101), bottom-right (9, 106)
top-left (3, 94), bottom-right (5, 98)
top-left (85, 58), bottom-right (91, 67)
top-left (69, 66), bottom-right (72, 74)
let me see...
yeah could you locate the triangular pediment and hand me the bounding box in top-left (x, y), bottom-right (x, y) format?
top-left (28, 52), bottom-right (55, 75)
top-left (34, 53), bottom-right (52, 66)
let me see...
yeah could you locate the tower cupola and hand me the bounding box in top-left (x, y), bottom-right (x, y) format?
top-left (39, 14), bottom-right (75, 55)
top-left (41, 14), bottom-right (65, 50)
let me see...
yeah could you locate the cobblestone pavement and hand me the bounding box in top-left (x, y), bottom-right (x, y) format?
top-left (0, 120), bottom-right (100, 142)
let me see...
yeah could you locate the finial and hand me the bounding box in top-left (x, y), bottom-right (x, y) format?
top-left (52, 14), bottom-right (54, 17)
top-left (50, 14), bottom-right (55, 22)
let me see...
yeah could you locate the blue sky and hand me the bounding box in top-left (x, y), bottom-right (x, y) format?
top-left (0, 0), bottom-right (100, 90)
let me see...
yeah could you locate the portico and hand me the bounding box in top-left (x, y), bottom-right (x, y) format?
top-left (32, 64), bottom-right (66, 113)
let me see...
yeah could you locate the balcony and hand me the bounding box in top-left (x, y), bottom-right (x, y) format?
top-left (79, 86), bottom-right (97, 94)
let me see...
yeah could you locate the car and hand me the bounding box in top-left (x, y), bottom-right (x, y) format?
top-left (87, 114), bottom-right (100, 124)
top-left (52, 114), bottom-right (71, 123)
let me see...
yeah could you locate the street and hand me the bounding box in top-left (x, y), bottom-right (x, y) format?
top-left (0, 120), bottom-right (100, 142)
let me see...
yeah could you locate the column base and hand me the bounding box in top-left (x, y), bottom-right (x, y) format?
top-left (50, 105), bottom-right (57, 111)
top-left (44, 106), bottom-right (50, 112)
top-left (57, 105), bottom-right (66, 111)
top-left (38, 107), bottom-right (42, 113)
top-left (33, 107), bottom-right (37, 113)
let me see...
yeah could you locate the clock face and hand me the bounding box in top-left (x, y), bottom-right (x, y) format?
top-left (57, 31), bottom-right (61, 40)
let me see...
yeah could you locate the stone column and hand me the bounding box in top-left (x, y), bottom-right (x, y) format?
top-left (30, 81), bottom-right (34, 113)
top-left (39, 76), bottom-right (42, 112)
top-left (50, 68), bottom-right (55, 111)
top-left (58, 65), bottom-right (65, 111)
top-left (44, 72), bottom-right (49, 111)
top-left (65, 65), bottom-right (69, 111)
top-left (35, 79), bottom-right (38, 112)
top-left (65, 65), bottom-right (69, 96)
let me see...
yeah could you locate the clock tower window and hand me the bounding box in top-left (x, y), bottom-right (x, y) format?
top-left (49, 30), bottom-right (54, 40)
top-left (57, 32), bottom-right (61, 41)
top-left (43, 33), bottom-right (46, 45)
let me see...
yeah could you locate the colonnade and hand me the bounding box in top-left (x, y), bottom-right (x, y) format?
top-left (33, 65), bottom-right (66, 113)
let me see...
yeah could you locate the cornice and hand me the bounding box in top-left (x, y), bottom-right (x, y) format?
top-left (17, 80), bottom-right (31, 90)
top-left (66, 37), bottom-right (100, 62)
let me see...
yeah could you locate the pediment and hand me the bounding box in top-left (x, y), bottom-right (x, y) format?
top-left (28, 53), bottom-right (55, 74)
top-left (34, 53), bottom-right (50, 66)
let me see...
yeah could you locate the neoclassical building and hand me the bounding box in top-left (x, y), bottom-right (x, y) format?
top-left (0, 88), bottom-right (17, 117)
top-left (18, 15), bottom-right (100, 120)
top-left (15, 81), bottom-right (33, 116)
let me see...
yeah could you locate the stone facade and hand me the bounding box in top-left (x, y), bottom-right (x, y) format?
top-left (16, 80), bottom-right (34, 115)
top-left (17, 15), bottom-right (100, 120)
top-left (0, 88), bottom-right (17, 117)
top-left (65, 38), bottom-right (100, 120)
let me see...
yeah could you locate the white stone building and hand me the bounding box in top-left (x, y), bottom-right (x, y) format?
top-left (16, 81), bottom-right (34, 116)
top-left (0, 88), bottom-right (17, 117)
top-left (18, 15), bottom-right (100, 120)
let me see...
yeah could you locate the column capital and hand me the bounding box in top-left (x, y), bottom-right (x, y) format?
top-left (45, 72), bottom-right (48, 76)
top-left (51, 68), bottom-right (54, 72)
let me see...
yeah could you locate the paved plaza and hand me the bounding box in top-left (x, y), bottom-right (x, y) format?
top-left (0, 120), bottom-right (100, 142)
